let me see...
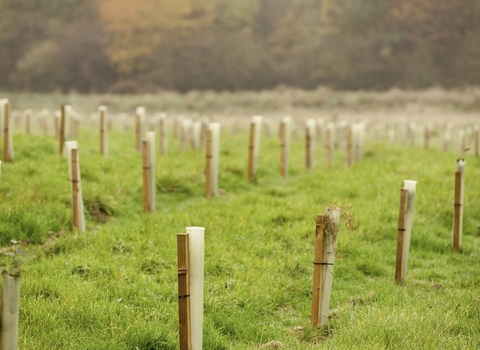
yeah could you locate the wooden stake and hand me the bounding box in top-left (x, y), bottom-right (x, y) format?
top-left (59, 105), bottom-right (66, 155)
top-left (474, 127), bottom-right (479, 158)
top-left (54, 113), bottom-right (59, 140)
top-left (177, 233), bottom-right (192, 350)
top-left (42, 110), bottom-right (48, 136)
top-left (311, 215), bottom-right (326, 327)
top-left (326, 126), bottom-right (333, 166)
top-left (453, 171), bottom-right (462, 251)
top-left (346, 125), bottom-right (352, 167)
top-left (280, 122), bottom-right (286, 177)
top-left (3, 101), bottom-right (10, 163)
top-left (100, 108), bottom-right (106, 155)
top-left (353, 125), bottom-right (360, 163)
top-left (142, 140), bottom-right (150, 213)
top-left (395, 188), bottom-right (409, 285)
top-left (25, 110), bottom-right (31, 135)
top-left (159, 116), bottom-right (166, 155)
top-left (306, 126), bottom-right (312, 169)
top-left (71, 148), bottom-right (80, 229)
top-left (247, 122), bottom-right (255, 181)
top-left (205, 129), bottom-right (212, 198)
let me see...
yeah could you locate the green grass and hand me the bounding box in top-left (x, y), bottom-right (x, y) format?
top-left (1, 112), bottom-right (480, 349)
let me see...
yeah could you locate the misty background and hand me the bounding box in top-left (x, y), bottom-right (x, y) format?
top-left (1, 0), bottom-right (480, 94)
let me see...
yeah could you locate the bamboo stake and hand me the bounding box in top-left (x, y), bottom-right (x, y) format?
top-left (395, 188), bottom-right (409, 285)
top-left (159, 114), bottom-right (167, 155)
top-left (311, 215), bottom-right (326, 327)
top-left (306, 126), bottom-right (312, 170)
top-left (99, 106), bottom-right (107, 156)
top-left (135, 107), bottom-right (146, 153)
top-left (25, 109), bottom-right (31, 135)
top-left (354, 123), bottom-right (363, 162)
top-left (177, 233), bottom-right (192, 350)
top-left (474, 126), bottom-right (479, 158)
top-left (3, 101), bottom-right (10, 163)
top-left (453, 171), bottom-right (462, 251)
top-left (209, 123), bottom-right (221, 196)
top-left (252, 116), bottom-right (263, 174)
top-left (54, 111), bottom-right (59, 140)
top-left (453, 159), bottom-right (466, 251)
top-left (59, 105), bottom-right (66, 155)
top-left (247, 122), bottom-right (255, 181)
top-left (346, 124), bottom-right (352, 167)
top-left (401, 180), bottom-right (417, 282)
top-left (142, 140), bottom-right (150, 213)
top-left (147, 132), bottom-right (156, 211)
top-left (71, 148), bottom-right (80, 229)
top-left (65, 141), bottom-right (85, 232)
top-left (280, 122), bottom-right (287, 177)
top-left (205, 129), bottom-right (212, 198)
top-left (424, 125), bottom-right (430, 150)
top-left (173, 117), bottom-right (179, 139)
top-left (326, 123), bottom-right (334, 166)
top-left (41, 109), bottom-right (48, 136)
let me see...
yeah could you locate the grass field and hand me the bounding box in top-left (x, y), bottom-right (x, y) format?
top-left (1, 90), bottom-right (480, 349)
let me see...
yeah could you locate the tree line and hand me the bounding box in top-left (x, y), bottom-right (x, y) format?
top-left (1, 0), bottom-right (480, 93)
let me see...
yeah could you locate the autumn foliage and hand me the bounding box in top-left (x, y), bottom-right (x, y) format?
top-left (1, 0), bottom-right (480, 92)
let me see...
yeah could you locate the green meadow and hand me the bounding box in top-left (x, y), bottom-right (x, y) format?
top-left (1, 92), bottom-right (480, 349)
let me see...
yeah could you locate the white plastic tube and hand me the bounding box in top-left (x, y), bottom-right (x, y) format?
top-left (306, 119), bottom-right (316, 169)
top-left (453, 159), bottom-right (466, 247)
top-left (180, 119), bottom-right (192, 153)
top-left (186, 226), bottom-right (205, 350)
top-left (321, 208), bottom-right (340, 326)
top-left (24, 109), bottom-right (32, 135)
top-left (337, 121), bottom-right (347, 152)
top-left (387, 123), bottom-right (395, 144)
top-left (65, 141), bottom-right (86, 232)
top-left (316, 118), bottom-right (325, 145)
top-left (146, 132), bottom-right (156, 211)
top-left (357, 123), bottom-right (366, 161)
top-left (192, 121), bottom-right (202, 150)
top-left (252, 116), bottom-right (263, 174)
top-left (209, 123), bottom-right (221, 196)
top-left (157, 113), bottom-right (167, 154)
top-left (1, 99), bottom-right (14, 161)
top-left (64, 105), bottom-right (72, 138)
top-left (352, 123), bottom-right (360, 163)
top-left (281, 116), bottom-right (291, 177)
top-left (99, 106), bottom-right (108, 156)
top-left (136, 107), bottom-right (146, 152)
top-left (402, 180), bottom-right (417, 282)
top-left (326, 122), bottom-right (335, 165)
top-left (2, 274), bottom-right (20, 350)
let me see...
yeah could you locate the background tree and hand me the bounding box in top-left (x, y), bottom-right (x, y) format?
top-left (1, 0), bottom-right (480, 92)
